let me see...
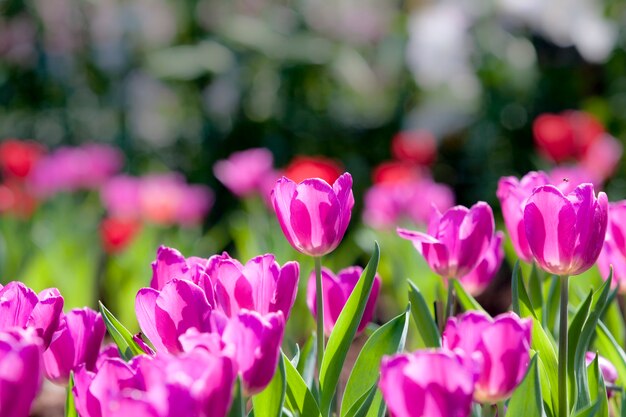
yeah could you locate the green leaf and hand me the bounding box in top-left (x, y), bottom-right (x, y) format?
top-left (512, 261), bottom-right (537, 320)
top-left (528, 264), bottom-right (544, 321)
top-left (229, 379), bottom-right (246, 417)
top-left (98, 301), bottom-right (144, 361)
top-left (587, 353), bottom-right (609, 417)
top-left (283, 352), bottom-right (321, 417)
top-left (596, 321), bottom-right (626, 385)
top-left (341, 306), bottom-right (410, 416)
top-left (568, 290), bottom-right (593, 410)
top-left (407, 281), bottom-right (441, 348)
top-left (319, 242), bottom-right (380, 417)
top-left (65, 372), bottom-right (78, 417)
top-left (252, 355), bottom-right (286, 417)
top-left (451, 279), bottom-right (485, 313)
top-left (296, 333), bottom-right (317, 389)
top-left (507, 355), bottom-right (543, 417)
top-left (343, 384), bottom-right (378, 417)
top-left (530, 317), bottom-right (559, 415)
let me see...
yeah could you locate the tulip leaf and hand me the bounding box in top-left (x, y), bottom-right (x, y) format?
top-left (407, 281), bottom-right (441, 348)
top-left (587, 353), bottom-right (609, 417)
top-left (297, 333), bottom-right (317, 390)
top-left (253, 354), bottom-right (287, 417)
top-left (320, 242), bottom-right (380, 417)
top-left (343, 384), bottom-right (378, 417)
top-left (595, 321), bottom-right (626, 385)
top-left (341, 305), bottom-right (410, 417)
top-left (530, 317), bottom-right (559, 415)
top-left (568, 289), bottom-right (593, 410)
top-left (65, 372), bottom-right (78, 417)
top-left (98, 301), bottom-right (145, 361)
top-left (229, 379), bottom-right (246, 417)
top-left (512, 261), bottom-right (537, 320)
top-left (507, 355), bottom-right (543, 417)
top-left (282, 351), bottom-right (321, 417)
top-left (451, 279), bottom-right (486, 313)
top-left (571, 275), bottom-right (612, 411)
top-left (528, 263), bottom-right (544, 320)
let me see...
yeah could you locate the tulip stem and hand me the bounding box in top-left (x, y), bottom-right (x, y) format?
top-left (314, 256), bottom-right (325, 379)
top-left (558, 274), bottom-right (569, 417)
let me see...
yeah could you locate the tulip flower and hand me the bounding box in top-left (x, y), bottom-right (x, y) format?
top-left (213, 148), bottom-right (278, 198)
top-left (398, 202), bottom-right (495, 279)
top-left (524, 183), bottom-right (608, 276)
top-left (219, 310), bottom-right (285, 395)
top-left (0, 281), bottom-right (63, 347)
top-left (306, 266), bottom-right (381, 335)
top-left (74, 349), bottom-right (237, 417)
top-left (391, 130), bottom-right (437, 165)
top-left (136, 278), bottom-right (213, 353)
top-left (100, 217), bottom-right (141, 254)
top-left (43, 308), bottom-right (106, 384)
top-left (0, 139), bottom-right (45, 179)
top-left (372, 161), bottom-right (423, 184)
top-left (459, 231), bottom-right (504, 296)
top-left (272, 172), bottom-right (354, 257)
top-left (0, 328), bottom-right (43, 417)
top-left (443, 311), bottom-right (532, 403)
top-left (210, 253), bottom-right (299, 319)
top-left (496, 171), bottom-right (550, 263)
top-left (585, 352), bottom-right (618, 390)
top-left (284, 156), bottom-right (342, 185)
top-left (379, 349), bottom-right (477, 417)
top-left (597, 202), bottom-right (626, 292)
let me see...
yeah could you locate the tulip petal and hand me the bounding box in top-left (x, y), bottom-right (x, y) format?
top-left (456, 202), bottom-right (495, 277)
top-left (150, 246), bottom-right (190, 290)
top-left (135, 288), bottom-right (166, 352)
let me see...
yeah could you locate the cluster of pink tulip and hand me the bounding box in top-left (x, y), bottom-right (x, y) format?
top-left (1, 156), bottom-right (625, 417)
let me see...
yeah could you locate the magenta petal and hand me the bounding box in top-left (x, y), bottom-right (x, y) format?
top-left (459, 232), bottom-right (504, 296)
top-left (28, 288), bottom-right (64, 347)
top-left (222, 310), bottom-right (285, 395)
top-left (397, 228), bottom-right (450, 277)
top-left (524, 185), bottom-right (577, 275)
top-left (332, 173), bottom-right (355, 240)
top-left (442, 310), bottom-right (492, 353)
top-left (273, 261), bottom-right (299, 319)
top-left (135, 288), bottom-right (166, 352)
top-left (456, 202), bottom-right (495, 277)
top-left (271, 177), bottom-right (299, 250)
top-left (154, 279), bottom-right (212, 353)
top-left (0, 282), bottom-right (38, 330)
top-left (150, 246), bottom-right (190, 290)
top-left (571, 187), bottom-right (608, 275)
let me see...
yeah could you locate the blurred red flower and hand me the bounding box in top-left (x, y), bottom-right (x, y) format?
top-left (284, 156), bottom-right (342, 185)
top-left (372, 161), bottom-right (422, 184)
top-left (0, 180), bottom-right (38, 218)
top-left (0, 139), bottom-right (45, 179)
top-left (100, 217), bottom-right (141, 254)
top-left (391, 130), bottom-right (437, 165)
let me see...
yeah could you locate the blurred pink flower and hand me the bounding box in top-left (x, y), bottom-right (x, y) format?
top-left (598, 201), bottom-right (626, 293)
top-left (581, 134), bottom-right (623, 183)
top-left (213, 148), bottom-right (278, 198)
top-left (29, 144), bottom-right (123, 197)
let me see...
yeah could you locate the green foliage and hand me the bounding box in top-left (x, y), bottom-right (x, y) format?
top-left (253, 355), bottom-right (287, 417)
top-left (507, 355), bottom-right (544, 417)
top-left (98, 301), bottom-right (145, 361)
top-left (407, 281), bottom-right (441, 348)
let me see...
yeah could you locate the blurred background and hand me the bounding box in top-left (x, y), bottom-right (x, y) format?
top-left (1, 0), bottom-right (626, 341)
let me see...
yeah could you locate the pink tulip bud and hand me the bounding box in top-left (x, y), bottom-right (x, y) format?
top-left (379, 349), bottom-right (477, 417)
top-left (43, 308), bottom-right (106, 384)
top-left (496, 171), bottom-right (551, 263)
top-left (306, 266), bottom-right (381, 335)
top-left (74, 349), bottom-right (237, 417)
top-left (459, 232), bottom-right (504, 296)
top-left (211, 253), bottom-right (299, 320)
top-left (597, 202), bottom-right (626, 292)
top-left (0, 328), bottom-right (43, 417)
top-left (0, 281), bottom-right (63, 348)
top-left (585, 352), bottom-right (618, 390)
top-left (443, 311), bottom-right (532, 403)
top-left (398, 202), bottom-right (495, 279)
top-left (213, 148), bottom-right (278, 198)
top-left (271, 173), bottom-right (354, 257)
top-left (523, 183), bottom-right (608, 276)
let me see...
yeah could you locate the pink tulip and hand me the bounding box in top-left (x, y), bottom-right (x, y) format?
top-left (73, 349), bottom-right (237, 417)
top-left (43, 308), bottom-right (106, 384)
top-left (149, 245), bottom-right (214, 300)
top-left (0, 328), bottom-right (43, 417)
top-left (213, 148), bottom-right (278, 198)
top-left (585, 352), bottom-right (618, 387)
top-left (136, 279), bottom-right (213, 353)
top-left (306, 266), bottom-right (381, 335)
top-left (379, 349), bottom-right (477, 417)
top-left (524, 183), bottom-right (608, 276)
top-left (397, 202), bottom-right (495, 279)
top-left (443, 311), bottom-right (532, 403)
top-left (0, 281), bottom-right (63, 347)
top-left (598, 201), bottom-right (626, 292)
top-left (219, 310), bottom-right (285, 395)
top-left (210, 253), bottom-right (299, 319)
top-left (459, 232), bottom-right (504, 296)
top-left (271, 173), bottom-right (354, 256)
top-left (496, 171), bottom-right (550, 263)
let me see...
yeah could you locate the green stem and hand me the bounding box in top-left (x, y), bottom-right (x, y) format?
top-left (315, 256), bottom-right (325, 379)
top-left (559, 275), bottom-right (569, 417)
top-left (496, 401), bottom-right (506, 417)
top-left (445, 279), bottom-right (456, 321)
